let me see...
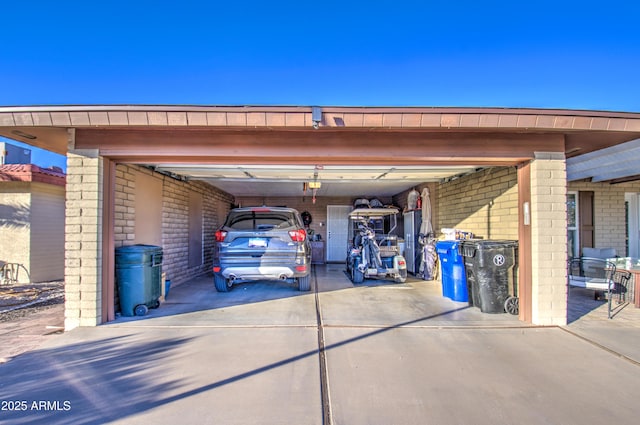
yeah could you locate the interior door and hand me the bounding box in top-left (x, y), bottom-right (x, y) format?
top-left (326, 205), bottom-right (351, 262)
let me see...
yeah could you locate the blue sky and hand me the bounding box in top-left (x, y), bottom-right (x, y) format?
top-left (2, 0), bottom-right (639, 111)
top-left (1, 1), bottom-right (639, 168)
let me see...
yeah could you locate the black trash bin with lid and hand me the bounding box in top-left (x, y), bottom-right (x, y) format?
top-left (115, 244), bottom-right (163, 317)
top-left (461, 240), bottom-right (518, 314)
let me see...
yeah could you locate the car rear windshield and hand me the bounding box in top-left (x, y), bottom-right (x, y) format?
top-left (225, 210), bottom-right (299, 231)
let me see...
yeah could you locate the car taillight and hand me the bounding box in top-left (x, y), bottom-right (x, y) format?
top-left (215, 230), bottom-right (227, 242)
top-left (288, 229), bottom-right (306, 242)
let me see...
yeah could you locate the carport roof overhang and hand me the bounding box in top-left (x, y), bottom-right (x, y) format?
top-left (2, 105), bottom-right (640, 155)
top-left (2, 106), bottom-right (640, 187)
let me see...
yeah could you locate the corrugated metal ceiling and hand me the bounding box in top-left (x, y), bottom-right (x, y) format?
top-left (567, 138), bottom-right (640, 183)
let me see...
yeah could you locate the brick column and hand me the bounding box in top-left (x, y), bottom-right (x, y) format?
top-left (530, 152), bottom-right (567, 325)
top-left (65, 148), bottom-right (103, 329)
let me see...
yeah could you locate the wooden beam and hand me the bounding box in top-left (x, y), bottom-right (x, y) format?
top-left (76, 129), bottom-right (564, 165)
top-left (101, 159), bottom-right (116, 323)
top-left (517, 162), bottom-right (532, 323)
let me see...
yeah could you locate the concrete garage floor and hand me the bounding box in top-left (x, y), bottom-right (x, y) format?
top-left (1, 264), bottom-right (639, 425)
top-left (114, 263), bottom-right (522, 328)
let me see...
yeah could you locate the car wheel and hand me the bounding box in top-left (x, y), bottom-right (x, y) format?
top-left (214, 274), bottom-right (231, 292)
top-left (394, 268), bottom-right (407, 283)
top-left (298, 274), bottom-right (311, 291)
top-left (352, 267), bottom-right (364, 284)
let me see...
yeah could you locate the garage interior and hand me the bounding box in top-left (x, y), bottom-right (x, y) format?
top-left (108, 160), bottom-right (522, 325)
top-left (109, 145), bottom-right (523, 312)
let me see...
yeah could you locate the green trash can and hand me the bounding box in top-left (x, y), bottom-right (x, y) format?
top-left (115, 244), bottom-right (163, 317)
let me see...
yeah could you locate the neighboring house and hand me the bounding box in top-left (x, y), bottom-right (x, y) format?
top-left (0, 164), bottom-right (66, 283)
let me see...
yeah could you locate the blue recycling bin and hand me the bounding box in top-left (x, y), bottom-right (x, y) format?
top-left (435, 240), bottom-right (469, 302)
top-left (115, 244), bottom-right (163, 316)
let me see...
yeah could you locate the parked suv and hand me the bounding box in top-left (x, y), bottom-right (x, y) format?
top-left (213, 206), bottom-right (312, 292)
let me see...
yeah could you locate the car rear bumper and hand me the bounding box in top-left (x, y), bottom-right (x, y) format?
top-left (218, 265), bottom-right (310, 281)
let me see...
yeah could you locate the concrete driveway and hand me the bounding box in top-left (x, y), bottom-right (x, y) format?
top-left (1, 264), bottom-right (639, 425)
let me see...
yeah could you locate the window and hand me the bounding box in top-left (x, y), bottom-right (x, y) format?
top-left (225, 211), bottom-right (298, 230)
top-left (567, 192), bottom-right (579, 258)
top-left (625, 193), bottom-right (640, 257)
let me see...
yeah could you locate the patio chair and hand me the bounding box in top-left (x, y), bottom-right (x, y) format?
top-left (612, 269), bottom-right (632, 306)
top-left (567, 257), bottom-right (617, 319)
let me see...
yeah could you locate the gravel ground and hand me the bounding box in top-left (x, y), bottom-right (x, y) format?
top-left (0, 281), bottom-right (64, 322)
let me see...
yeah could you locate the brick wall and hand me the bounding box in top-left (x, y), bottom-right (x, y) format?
top-left (162, 175), bottom-right (233, 284)
top-left (530, 153), bottom-right (567, 326)
top-left (114, 165), bottom-right (234, 286)
top-left (114, 165), bottom-right (135, 246)
top-left (437, 167), bottom-right (518, 240)
top-left (65, 149), bottom-right (103, 329)
top-left (568, 180), bottom-right (640, 256)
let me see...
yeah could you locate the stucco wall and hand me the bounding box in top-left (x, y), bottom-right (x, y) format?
top-left (0, 181), bottom-right (64, 283)
top-left (0, 184), bottom-right (31, 283)
top-left (29, 183), bottom-right (65, 282)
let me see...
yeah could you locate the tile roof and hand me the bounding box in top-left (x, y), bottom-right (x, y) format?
top-left (0, 164), bottom-right (66, 187)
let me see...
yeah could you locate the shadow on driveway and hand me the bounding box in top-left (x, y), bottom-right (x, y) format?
top-left (0, 305), bottom-right (470, 425)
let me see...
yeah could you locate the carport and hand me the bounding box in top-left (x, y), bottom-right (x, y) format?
top-left (2, 105), bottom-right (640, 329)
